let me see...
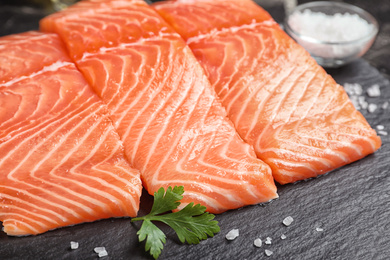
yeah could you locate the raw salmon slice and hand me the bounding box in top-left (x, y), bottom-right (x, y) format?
top-left (0, 31), bottom-right (142, 236)
top-left (41, 0), bottom-right (278, 213)
top-left (154, 0), bottom-right (382, 184)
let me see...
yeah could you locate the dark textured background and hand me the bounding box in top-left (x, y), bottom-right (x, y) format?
top-left (1, 1), bottom-right (389, 259)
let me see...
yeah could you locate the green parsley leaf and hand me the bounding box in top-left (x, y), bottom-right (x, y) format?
top-left (135, 220), bottom-right (165, 260)
top-left (149, 186), bottom-right (184, 215)
top-left (132, 186), bottom-right (220, 259)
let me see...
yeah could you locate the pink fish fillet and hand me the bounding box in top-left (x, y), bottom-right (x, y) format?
top-left (0, 31), bottom-right (142, 236)
top-left (40, 0), bottom-right (278, 214)
top-left (153, 0), bottom-right (382, 184)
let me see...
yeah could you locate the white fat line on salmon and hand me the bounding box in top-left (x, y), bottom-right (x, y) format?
top-left (0, 33), bottom-right (50, 49)
top-left (149, 90), bottom-right (215, 181)
top-left (277, 168), bottom-right (314, 180)
top-left (266, 158), bottom-right (318, 173)
top-left (219, 26), bottom-right (284, 105)
top-left (33, 108), bottom-right (131, 214)
top-left (134, 58), bottom-right (197, 172)
top-left (279, 66), bottom-right (321, 124)
top-left (0, 191), bottom-right (70, 224)
top-left (0, 61), bottom-right (74, 88)
top-left (100, 37), bottom-right (167, 118)
top-left (186, 19), bottom-right (276, 45)
top-left (0, 82), bottom-right (91, 145)
top-left (298, 71), bottom-right (328, 120)
top-left (209, 133), bottom-right (261, 167)
top-left (318, 84), bottom-right (347, 115)
top-left (0, 86), bottom-right (93, 168)
top-left (1, 104), bottom-right (112, 219)
top-left (0, 194), bottom-right (61, 225)
top-left (151, 177), bottom-right (263, 204)
top-left (267, 131), bottom-right (369, 158)
top-left (1, 212), bottom-right (47, 232)
top-left (260, 147), bottom-right (336, 167)
top-left (174, 190), bottom-right (225, 212)
top-left (266, 63), bottom-right (312, 124)
top-left (284, 134), bottom-right (365, 158)
top-left (80, 33), bottom-right (179, 60)
top-left (1, 218), bottom-right (40, 235)
top-left (246, 67), bottom-right (296, 142)
top-left (63, 126), bottom-right (140, 214)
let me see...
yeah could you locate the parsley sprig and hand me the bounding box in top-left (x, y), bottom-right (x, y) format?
top-left (131, 186), bottom-right (220, 259)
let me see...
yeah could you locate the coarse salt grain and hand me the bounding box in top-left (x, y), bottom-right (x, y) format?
top-left (98, 250), bottom-right (108, 258)
top-left (359, 96), bottom-right (368, 109)
top-left (350, 96), bottom-right (360, 110)
top-left (265, 237), bottom-right (272, 245)
top-left (344, 83), bottom-right (366, 110)
top-left (70, 241), bottom-right (79, 250)
top-left (94, 247), bottom-right (106, 253)
top-left (281, 234), bottom-right (287, 240)
top-left (283, 216), bottom-right (294, 226)
top-left (254, 238), bottom-right (262, 248)
top-left (94, 247), bottom-right (108, 258)
top-left (316, 227), bottom-right (324, 232)
top-left (376, 125), bottom-right (385, 130)
top-left (344, 83), bottom-right (363, 96)
top-left (367, 84), bottom-right (381, 97)
top-left (382, 101), bottom-right (389, 109)
top-left (368, 103), bottom-right (378, 113)
top-left (265, 249), bottom-right (273, 257)
top-left (378, 130), bottom-right (388, 136)
top-left (225, 229), bottom-right (239, 241)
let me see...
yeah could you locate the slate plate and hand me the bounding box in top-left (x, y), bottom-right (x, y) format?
top-left (1, 4), bottom-right (390, 260)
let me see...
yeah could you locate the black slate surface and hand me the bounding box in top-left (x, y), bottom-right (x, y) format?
top-left (1, 1), bottom-right (390, 260)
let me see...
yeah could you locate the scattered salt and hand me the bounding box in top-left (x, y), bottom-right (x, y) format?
top-left (316, 227), bottom-right (324, 232)
top-left (376, 125), bottom-right (385, 130)
top-left (254, 238), bottom-right (262, 248)
top-left (344, 83), bottom-right (366, 110)
top-left (361, 101), bottom-right (369, 110)
top-left (265, 249), bottom-right (273, 257)
top-left (94, 247), bottom-right (108, 258)
top-left (359, 96), bottom-right (368, 109)
top-left (368, 103), bottom-right (378, 113)
top-left (70, 241), bottom-right (79, 250)
top-left (265, 237), bottom-right (272, 245)
top-left (367, 84), bottom-right (381, 97)
top-left (283, 216), bottom-right (294, 226)
top-left (94, 247), bottom-right (106, 253)
top-left (344, 83), bottom-right (363, 96)
top-left (281, 234), bottom-right (287, 240)
top-left (98, 250), bottom-right (108, 258)
top-left (343, 82), bottom-right (384, 113)
top-left (225, 229), bottom-right (239, 241)
top-left (378, 130), bottom-right (388, 136)
top-left (350, 96), bottom-right (360, 110)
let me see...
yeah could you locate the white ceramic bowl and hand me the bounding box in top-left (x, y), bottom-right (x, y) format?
top-left (285, 1), bottom-right (379, 68)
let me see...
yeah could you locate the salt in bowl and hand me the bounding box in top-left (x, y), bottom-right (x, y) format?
top-left (284, 1), bottom-right (379, 68)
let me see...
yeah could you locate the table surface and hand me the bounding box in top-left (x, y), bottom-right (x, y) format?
top-left (0, 1), bottom-right (389, 260)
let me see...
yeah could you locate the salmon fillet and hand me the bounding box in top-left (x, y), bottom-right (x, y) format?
top-left (0, 31), bottom-right (142, 236)
top-left (153, 0), bottom-right (382, 184)
top-left (41, 0), bottom-right (278, 213)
